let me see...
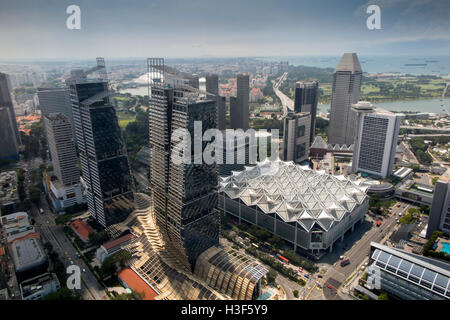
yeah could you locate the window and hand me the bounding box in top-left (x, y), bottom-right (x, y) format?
top-left (296, 125), bottom-right (305, 137)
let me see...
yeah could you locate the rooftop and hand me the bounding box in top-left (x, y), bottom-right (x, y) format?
top-left (118, 267), bottom-right (158, 300)
top-left (103, 233), bottom-right (135, 251)
top-left (219, 159), bottom-right (369, 232)
top-left (69, 219), bottom-right (95, 242)
top-left (0, 171), bottom-right (19, 204)
top-left (11, 237), bottom-right (46, 270)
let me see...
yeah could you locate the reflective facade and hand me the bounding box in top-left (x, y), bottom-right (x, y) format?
top-left (149, 84), bottom-right (219, 271)
top-left (293, 81), bottom-right (319, 145)
top-left (70, 71), bottom-right (134, 228)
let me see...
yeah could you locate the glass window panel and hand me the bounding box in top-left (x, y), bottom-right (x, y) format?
top-left (434, 274), bottom-right (449, 289)
top-left (399, 260), bottom-right (413, 273)
top-left (371, 249), bottom-right (381, 260)
top-left (422, 270), bottom-right (437, 283)
top-left (376, 261), bottom-right (386, 269)
top-left (408, 275), bottom-right (420, 283)
top-left (397, 270), bottom-right (408, 278)
top-left (433, 285), bottom-right (445, 295)
top-left (410, 265), bottom-right (425, 278)
top-left (378, 251), bottom-right (391, 263)
top-left (388, 255), bottom-right (401, 268)
top-left (420, 280), bottom-right (432, 289)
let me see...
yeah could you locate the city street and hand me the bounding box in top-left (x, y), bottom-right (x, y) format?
top-left (30, 197), bottom-right (107, 300)
top-left (320, 202), bottom-right (411, 299)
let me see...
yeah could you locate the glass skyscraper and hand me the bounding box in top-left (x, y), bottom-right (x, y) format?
top-left (149, 60), bottom-right (219, 270)
top-left (69, 60), bottom-right (134, 228)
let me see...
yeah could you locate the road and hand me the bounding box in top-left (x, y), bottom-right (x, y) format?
top-left (400, 141), bottom-right (419, 164)
top-left (321, 203), bottom-right (411, 300)
top-left (401, 126), bottom-right (450, 132)
top-left (273, 72), bottom-right (294, 116)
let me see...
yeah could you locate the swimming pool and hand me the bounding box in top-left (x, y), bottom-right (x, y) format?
top-left (442, 242), bottom-right (450, 255)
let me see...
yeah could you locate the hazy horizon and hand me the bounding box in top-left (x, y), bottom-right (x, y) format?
top-left (1, 0), bottom-right (449, 60)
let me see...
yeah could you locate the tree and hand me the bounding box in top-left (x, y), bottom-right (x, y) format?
top-left (266, 269), bottom-right (278, 285)
top-left (293, 290), bottom-right (299, 298)
top-left (378, 292), bottom-right (389, 300)
top-left (88, 230), bottom-right (110, 246)
top-left (43, 287), bottom-right (81, 300)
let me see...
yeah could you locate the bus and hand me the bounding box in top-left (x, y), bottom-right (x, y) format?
top-left (276, 254), bottom-right (289, 263)
top-left (251, 243), bottom-right (259, 249)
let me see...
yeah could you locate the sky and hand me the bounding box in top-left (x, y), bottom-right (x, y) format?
top-left (0, 0), bottom-right (449, 60)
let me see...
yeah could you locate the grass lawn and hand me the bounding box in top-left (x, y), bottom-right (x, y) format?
top-left (118, 118), bottom-right (135, 129)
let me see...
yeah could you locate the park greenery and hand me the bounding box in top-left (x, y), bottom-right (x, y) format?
top-left (409, 137), bottom-right (433, 165)
top-left (369, 194), bottom-right (395, 215)
top-left (423, 231), bottom-right (450, 262)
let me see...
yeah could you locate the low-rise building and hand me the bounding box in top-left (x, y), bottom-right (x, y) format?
top-left (69, 219), bottom-right (95, 243)
top-left (219, 160), bottom-right (369, 258)
top-left (96, 233), bottom-right (135, 263)
top-left (395, 180), bottom-right (434, 206)
top-left (10, 237), bottom-right (48, 282)
top-left (366, 242), bottom-right (450, 300)
top-left (0, 211), bottom-right (35, 243)
top-left (42, 170), bottom-right (86, 214)
top-left (0, 171), bottom-right (20, 215)
top-left (393, 167), bottom-right (414, 181)
top-left (19, 272), bottom-right (60, 300)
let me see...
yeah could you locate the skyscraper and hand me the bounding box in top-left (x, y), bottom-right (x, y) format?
top-left (43, 113), bottom-right (79, 186)
top-left (351, 101), bottom-right (401, 179)
top-left (37, 87), bottom-right (76, 144)
top-left (230, 74), bottom-right (249, 130)
top-left (205, 74), bottom-right (226, 130)
top-left (427, 168), bottom-right (450, 238)
top-left (0, 107), bottom-right (19, 161)
top-left (69, 59), bottom-right (134, 228)
top-left (149, 59), bottom-right (219, 271)
top-left (293, 81), bottom-right (319, 145)
top-left (0, 72), bottom-right (21, 146)
top-left (328, 53), bottom-right (363, 146)
top-left (282, 112), bottom-right (311, 163)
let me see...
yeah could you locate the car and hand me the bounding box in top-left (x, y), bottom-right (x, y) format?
top-left (339, 255), bottom-right (345, 260)
top-left (364, 261), bottom-right (369, 267)
top-left (82, 268), bottom-right (86, 273)
top-left (396, 219), bottom-right (400, 223)
top-left (318, 275), bottom-right (323, 279)
top-left (326, 284), bottom-right (333, 290)
top-left (361, 265), bottom-right (366, 271)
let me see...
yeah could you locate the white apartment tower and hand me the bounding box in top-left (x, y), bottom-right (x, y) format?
top-left (351, 101), bottom-right (402, 179)
top-left (43, 113), bottom-right (80, 186)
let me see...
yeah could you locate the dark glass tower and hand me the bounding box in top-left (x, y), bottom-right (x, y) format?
top-left (293, 81), bottom-right (319, 145)
top-left (0, 72), bottom-right (21, 146)
top-left (69, 60), bottom-right (134, 228)
top-left (149, 59), bottom-right (219, 271)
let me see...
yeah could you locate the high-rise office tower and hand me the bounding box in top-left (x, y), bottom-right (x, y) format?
top-left (69, 59), bottom-right (134, 228)
top-left (43, 113), bottom-right (79, 186)
top-left (0, 72), bottom-right (21, 146)
top-left (205, 74), bottom-right (219, 97)
top-left (0, 107), bottom-right (19, 161)
top-left (427, 169), bottom-right (450, 238)
top-left (37, 88), bottom-right (76, 144)
top-left (351, 101), bottom-right (401, 179)
top-left (217, 96), bottom-right (226, 131)
top-left (149, 59), bottom-right (219, 271)
top-left (230, 74), bottom-right (249, 130)
top-left (328, 53), bottom-right (363, 146)
top-left (282, 112), bottom-right (311, 163)
top-left (205, 74), bottom-right (226, 130)
top-left (294, 81), bottom-right (319, 145)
